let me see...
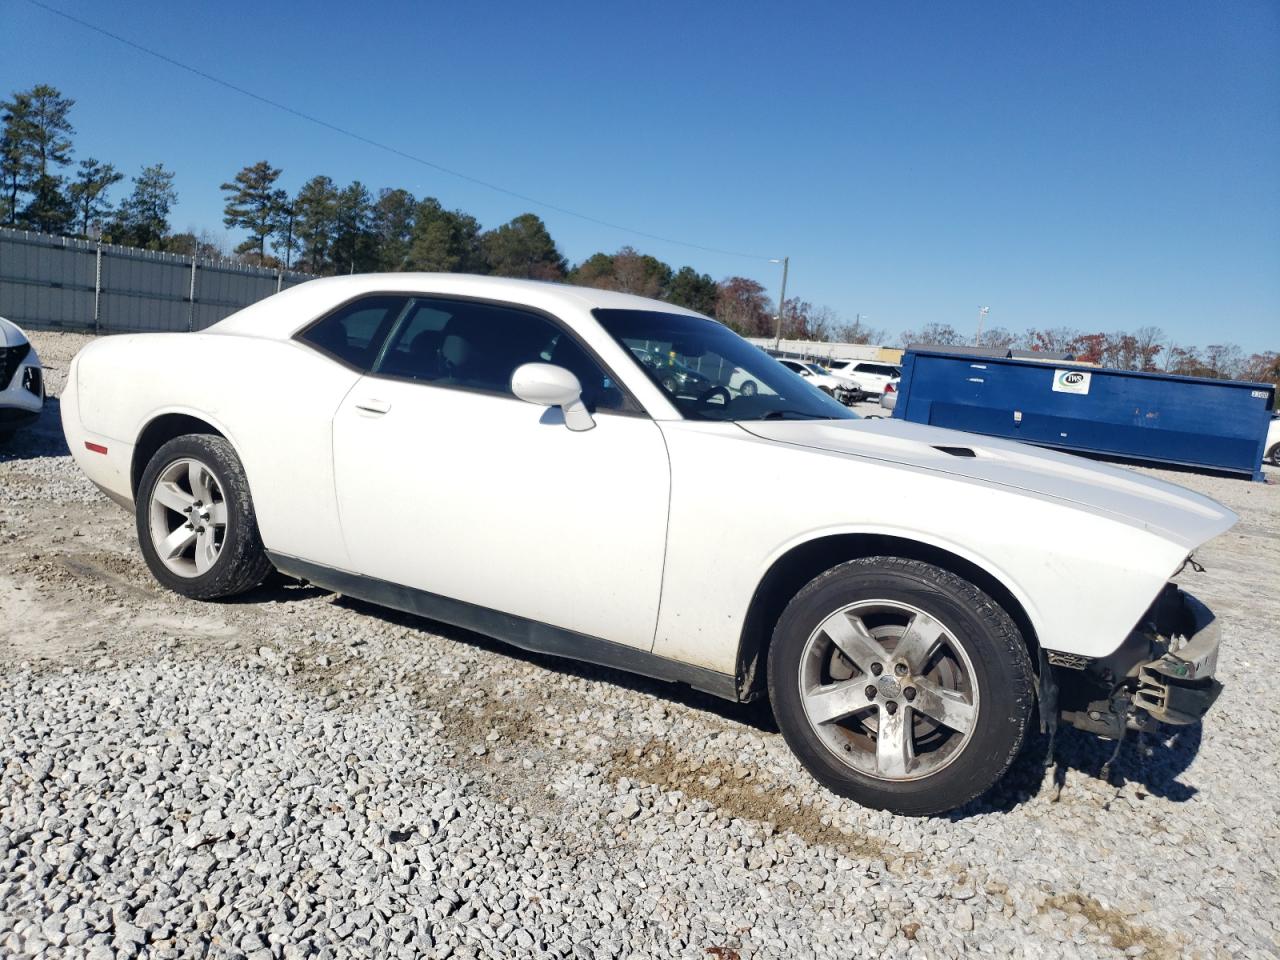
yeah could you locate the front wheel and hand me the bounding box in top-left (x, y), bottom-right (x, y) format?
top-left (768, 557), bottom-right (1035, 815)
top-left (136, 434), bottom-right (273, 600)
top-left (1268, 442), bottom-right (1280, 467)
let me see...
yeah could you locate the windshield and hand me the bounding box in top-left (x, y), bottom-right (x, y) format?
top-left (594, 309), bottom-right (856, 422)
top-left (804, 363), bottom-right (829, 375)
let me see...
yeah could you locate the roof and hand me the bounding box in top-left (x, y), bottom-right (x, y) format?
top-left (1009, 348), bottom-right (1075, 361)
top-left (211, 273), bottom-right (708, 340)
top-left (904, 343), bottom-right (1007, 358)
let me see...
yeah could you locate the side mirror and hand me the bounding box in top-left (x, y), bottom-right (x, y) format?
top-left (511, 363), bottom-right (595, 432)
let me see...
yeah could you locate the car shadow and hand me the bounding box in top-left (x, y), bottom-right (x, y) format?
top-left (946, 721), bottom-right (1202, 819)
top-left (0, 397), bottom-right (70, 462)
top-left (220, 570), bottom-right (331, 605)
top-left (331, 594), bottom-right (780, 733)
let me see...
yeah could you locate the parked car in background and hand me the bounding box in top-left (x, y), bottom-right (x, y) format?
top-left (1266, 413), bottom-right (1280, 467)
top-left (63, 274), bottom-right (1235, 815)
top-left (630, 348), bottom-right (713, 398)
top-left (777, 359), bottom-right (863, 404)
top-left (828, 360), bottom-right (901, 396)
top-left (880, 378), bottom-right (899, 413)
top-left (0, 316), bottom-right (44, 443)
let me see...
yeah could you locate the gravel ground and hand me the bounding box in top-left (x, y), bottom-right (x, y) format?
top-left (1, 330), bottom-right (1277, 960)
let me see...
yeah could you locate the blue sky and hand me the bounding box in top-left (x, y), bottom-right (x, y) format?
top-left (3, 0), bottom-right (1277, 352)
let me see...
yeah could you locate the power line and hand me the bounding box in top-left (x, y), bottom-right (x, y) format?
top-left (25, 0), bottom-right (774, 262)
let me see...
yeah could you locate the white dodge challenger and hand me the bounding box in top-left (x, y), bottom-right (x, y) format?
top-left (63, 275), bottom-right (1232, 814)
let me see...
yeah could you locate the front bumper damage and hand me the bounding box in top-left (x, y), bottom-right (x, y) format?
top-left (1050, 584), bottom-right (1223, 738)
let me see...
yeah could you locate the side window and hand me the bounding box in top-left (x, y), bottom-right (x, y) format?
top-left (299, 295), bottom-right (409, 370)
top-left (373, 297), bottom-right (630, 412)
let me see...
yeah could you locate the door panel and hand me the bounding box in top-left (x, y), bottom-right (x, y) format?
top-left (332, 379), bottom-right (670, 650)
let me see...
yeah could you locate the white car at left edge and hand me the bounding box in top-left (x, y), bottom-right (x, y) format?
top-left (0, 316), bottom-right (45, 443)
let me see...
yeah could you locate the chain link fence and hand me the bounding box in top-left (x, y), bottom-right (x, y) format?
top-left (0, 227), bottom-right (314, 334)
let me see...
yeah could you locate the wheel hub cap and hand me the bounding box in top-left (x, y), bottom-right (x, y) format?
top-left (876, 674), bottom-right (902, 698)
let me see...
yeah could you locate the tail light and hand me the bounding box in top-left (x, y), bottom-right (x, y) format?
top-left (885, 382), bottom-right (897, 394)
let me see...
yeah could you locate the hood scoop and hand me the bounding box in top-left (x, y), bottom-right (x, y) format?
top-left (933, 445), bottom-right (976, 458)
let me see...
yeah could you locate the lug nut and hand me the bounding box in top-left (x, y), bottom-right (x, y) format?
top-left (865, 685), bottom-right (877, 700)
top-left (904, 686), bottom-right (917, 701)
top-left (885, 701), bottom-right (899, 715)
top-left (870, 662), bottom-right (884, 676)
top-left (894, 662), bottom-right (908, 676)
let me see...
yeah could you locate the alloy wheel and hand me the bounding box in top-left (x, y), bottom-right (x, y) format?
top-left (798, 600), bottom-right (980, 781)
top-left (147, 457), bottom-right (228, 577)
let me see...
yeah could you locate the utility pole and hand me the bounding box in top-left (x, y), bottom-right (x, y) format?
top-left (975, 306), bottom-right (990, 345)
top-left (770, 256), bottom-right (789, 349)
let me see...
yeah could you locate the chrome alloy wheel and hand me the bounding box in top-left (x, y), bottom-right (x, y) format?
top-left (798, 600), bottom-right (980, 781)
top-left (147, 458), bottom-right (228, 577)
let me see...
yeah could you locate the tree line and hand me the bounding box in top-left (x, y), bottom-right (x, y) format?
top-left (896, 321), bottom-right (1278, 384)
top-left (2, 84), bottom-right (1274, 386)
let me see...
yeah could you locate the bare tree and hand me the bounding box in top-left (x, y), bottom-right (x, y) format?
top-left (900, 322), bottom-right (964, 347)
top-left (1132, 326), bottom-right (1165, 370)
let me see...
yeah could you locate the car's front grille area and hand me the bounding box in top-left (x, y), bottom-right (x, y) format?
top-left (0, 342), bottom-right (31, 390)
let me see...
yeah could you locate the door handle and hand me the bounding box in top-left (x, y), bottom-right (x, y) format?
top-left (354, 398), bottom-right (392, 416)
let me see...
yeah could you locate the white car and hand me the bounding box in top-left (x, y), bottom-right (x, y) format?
top-left (0, 316), bottom-right (44, 442)
top-left (829, 360), bottom-right (901, 396)
top-left (62, 275), bottom-right (1233, 815)
top-left (1266, 413), bottom-right (1280, 467)
top-left (776, 359), bottom-right (860, 402)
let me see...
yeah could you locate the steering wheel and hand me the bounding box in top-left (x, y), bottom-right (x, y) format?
top-left (698, 385), bottom-right (732, 407)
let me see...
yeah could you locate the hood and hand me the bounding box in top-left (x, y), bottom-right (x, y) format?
top-left (738, 417), bottom-right (1237, 550)
top-left (0, 316), bottom-right (30, 349)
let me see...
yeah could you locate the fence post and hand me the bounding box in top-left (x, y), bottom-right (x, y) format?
top-left (93, 242), bottom-right (102, 335)
top-left (188, 258), bottom-right (198, 332)
top-left (276, 268), bottom-right (283, 293)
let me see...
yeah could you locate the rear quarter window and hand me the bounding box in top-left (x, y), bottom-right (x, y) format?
top-left (298, 295), bottom-right (410, 370)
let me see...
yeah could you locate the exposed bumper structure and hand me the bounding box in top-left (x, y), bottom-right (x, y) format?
top-left (1052, 584), bottom-right (1223, 738)
top-left (1132, 591), bottom-right (1222, 725)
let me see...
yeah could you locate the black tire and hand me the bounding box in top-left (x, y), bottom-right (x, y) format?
top-left (818, 385), bottom-right (834, 396)
top-left (135, 434), bottom-right (272, 600)
top-left (1268, 442), bottom-right (1280, 467)
top-left (740, 380), bottom-right (758, 397)
top-left (0, 430), bottom-right (14, 445)
top-left (768, 556), bottom-right (1035, 816)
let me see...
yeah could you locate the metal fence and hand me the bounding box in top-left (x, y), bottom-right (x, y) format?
top-left (0, 227), bottom-right (314, 334)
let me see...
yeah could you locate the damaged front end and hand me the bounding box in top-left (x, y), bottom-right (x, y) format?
top-left (1048, 583), bottom-right (1223, 739)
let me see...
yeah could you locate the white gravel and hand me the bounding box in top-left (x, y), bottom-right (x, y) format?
top-left (1, 330), bottom-right (1277, 960)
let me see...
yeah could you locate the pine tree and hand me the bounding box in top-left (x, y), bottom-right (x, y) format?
top-left (69, 158), bottom-right (123, 237)
top-left (221, 161), bottom-right (283, 261)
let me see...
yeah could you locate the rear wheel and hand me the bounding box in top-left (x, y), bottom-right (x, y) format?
top-left (1268, 442), bottom-right (1280, 467)
top-left (768, 557), bottom-right (1035, 815)
top-left (136, 434), bottom-right (272, 600)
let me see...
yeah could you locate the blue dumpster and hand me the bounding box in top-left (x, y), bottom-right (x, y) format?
top-left (893, 350), bottom-right (1277, 481)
